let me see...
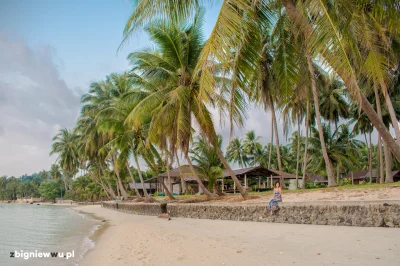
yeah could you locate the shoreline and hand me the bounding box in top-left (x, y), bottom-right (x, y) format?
top-left (75, 205), bottom-right (400, 266)
top-left (72, 206), bottom-right (108, 266)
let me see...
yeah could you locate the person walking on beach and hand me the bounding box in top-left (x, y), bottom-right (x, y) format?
top-left (268, 181), bottom-right (282, 214)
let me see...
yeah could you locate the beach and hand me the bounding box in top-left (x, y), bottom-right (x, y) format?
top-left (76, 205), bottom-right (400, 266)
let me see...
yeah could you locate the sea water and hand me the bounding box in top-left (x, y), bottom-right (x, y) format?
top-left (0, 204), bottom-right (101, 266)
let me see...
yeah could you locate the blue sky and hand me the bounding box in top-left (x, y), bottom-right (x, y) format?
top-left (3, 0), bottom-right (272, 177)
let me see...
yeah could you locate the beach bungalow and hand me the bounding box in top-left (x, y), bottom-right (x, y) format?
top-left (305, 173), bottom-right (328, 185)
top-left (144, 165), bottom-right (300, 194)
top-left (129, 182), bottom-right (157, 196)
top-left (345, 169), bottom-right (385, 184)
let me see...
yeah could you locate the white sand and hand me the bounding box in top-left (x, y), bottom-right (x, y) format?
top-left (75, 205), bottom-right (400, 266)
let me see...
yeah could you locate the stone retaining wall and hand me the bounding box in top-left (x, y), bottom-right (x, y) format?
top-left (167, 203), bottom-right (400, 227)
top-left (102, 201), bottom-right (400, 227)
top-left (102, 202), bottom-right (165, 216)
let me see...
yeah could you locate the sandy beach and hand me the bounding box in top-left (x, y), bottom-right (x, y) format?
top-left (75, 205), bottom-right (400, 266)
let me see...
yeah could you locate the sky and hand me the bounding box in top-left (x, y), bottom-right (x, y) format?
top-left (0, 0), bottom-right (292, 177)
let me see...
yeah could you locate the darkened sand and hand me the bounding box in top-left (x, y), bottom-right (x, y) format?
top-left (76, 205), bottom-right (400, 266)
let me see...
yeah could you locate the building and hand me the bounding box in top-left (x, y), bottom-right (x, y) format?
top-left (305, 173), bottom-right (328, 184)
top-left (144, 165), bottom-right (300, 194)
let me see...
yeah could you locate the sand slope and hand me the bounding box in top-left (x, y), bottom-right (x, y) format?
top-left (76, 205), bottom-right (400, 266)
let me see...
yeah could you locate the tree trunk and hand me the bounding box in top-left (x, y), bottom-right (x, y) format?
top-left (383, 86), bottom-right (400, 144)
top-left (126, 162), bottom-right (141, 197)
top-left (384, 143), bottom-right (393, 183)
top-left (165, 150), bottom-right (173, 193)
top-left (295, 113), bottom-right (301, 190)
top-left (378, 138), bottom-right (384, 184)
top-left (282, 0), bottom-right (400, 163)
top-left (134, 154), bottom-right (153, 200)
top-left (336, 165), bottom-right (340, 185)
top-left (175, 152), bottom-right (187, 194)
top-left (270, 95), bottom-right (283, 174)
top-left (143, 156), bottom-right (175, 200)
top-left (185, 153), bottom-right (218, 199)
top-left (112, 155), bottom-right (129, 200)
top-left (374, 85), bottom-right (385, 184)
top-left (115, 178), bottom-right (121, 199)
top-left (306, 52), bottom-right (336, 186)
top-left (268, 118), bottom-right (274, 169)
top-left (215, 147), bottom-right (248, 199)
top-left (368, 131), bottom-right (373, 184)
top-left (302, 102), bottom-right (309, 189)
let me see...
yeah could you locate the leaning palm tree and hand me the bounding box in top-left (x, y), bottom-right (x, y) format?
top-left (125, 10), bottom-right (248, 198)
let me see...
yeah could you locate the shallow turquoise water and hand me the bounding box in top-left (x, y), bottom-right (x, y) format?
top-left (0, 204), bottom-right (100, 266)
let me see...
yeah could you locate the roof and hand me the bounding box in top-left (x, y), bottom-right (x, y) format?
top-left (145, 165), bottom-right (299, 183)
top-left (345, 169), bottom-right (379, 180)
top-left (306, 173), bottom-right (328, 183)
top-left (222, 166), bottom-right (298, 179)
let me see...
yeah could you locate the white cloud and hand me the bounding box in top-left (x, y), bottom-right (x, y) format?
top-left (0, 33), bottom-right (81, 177)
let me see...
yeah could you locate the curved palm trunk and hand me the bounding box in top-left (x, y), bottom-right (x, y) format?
top-left (143, 156), bottom-right (175, 200)
top-left (215, 147), bottom-right (248, 199)
top-left (282, 0), bottom-right (400, 163)
top-left (112, 155), bottom-right (129, 200)
top-left (295, 114), bottom-right (301, 189)
top-left (134, 154), bottom-right (153, 199)
top-left (126, 162), bottom-right (141, 197)
top-left (302, 102), bottom-right (310, 189)
top-left (383, 87), bottom-right (400, 144)
top-left (184, 153), bottom-right (218, 199)
top-left (100, 166), bottom-right (117, 199)
top-left (175, 152), bottom-right (187, 194)
top-left (91, 171), bottom-right (111, 200)
top-left (306, 53), bottom-right (336, 186)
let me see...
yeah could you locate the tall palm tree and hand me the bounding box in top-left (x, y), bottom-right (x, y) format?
top-left (242, 131), bottom-right (262, 166)
top-left (190, 135), bottom-right (224, 194)
top-left (226, 137), bottom-right (248, 168)
top-left (125, 10), bottom-right (248, 198)
top-left (50, 128), bottom-right (79, 190)
top-left (49, 164), bottom-right (62, 180)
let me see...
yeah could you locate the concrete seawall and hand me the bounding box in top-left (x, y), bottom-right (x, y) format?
top-left (102, 201), bottom-right (400, 228)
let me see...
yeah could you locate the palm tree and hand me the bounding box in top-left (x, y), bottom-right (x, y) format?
top-left (125, 10), bottom-right (247, 198)
top-left (49, 164), bottom-right (62, 180)
top-left (242, 131), bottom-right (262, 166)
top-left (190, 135), bottom-right (224, 194)
top-left (50, 128), bottom-right (79, 190)
top-left (121, 0), bottom-right (400, 166)
top-left (226, 137), bottom-right (248, 168)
